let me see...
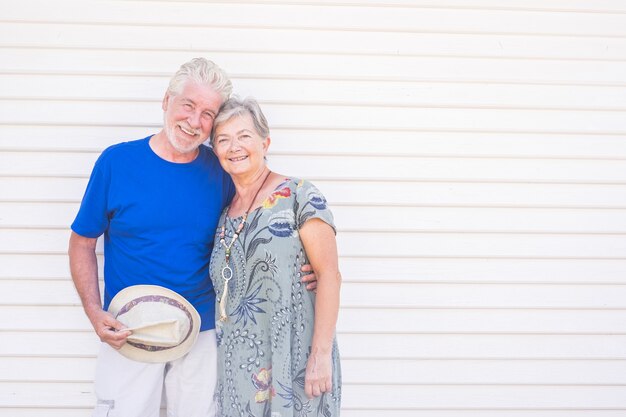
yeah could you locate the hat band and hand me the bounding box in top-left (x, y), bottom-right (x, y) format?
top-left (116, 295), bottom-right (195, 352)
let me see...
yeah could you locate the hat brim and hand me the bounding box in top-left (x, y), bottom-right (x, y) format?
top-left (108, 285), bottom-right (201, 363)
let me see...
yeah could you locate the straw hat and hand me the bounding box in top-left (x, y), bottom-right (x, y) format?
top-left (108, 285), bottom-right (201, 363)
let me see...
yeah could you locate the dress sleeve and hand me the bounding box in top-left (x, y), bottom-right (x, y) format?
top-left (293, 179), bottom-right (336, 234)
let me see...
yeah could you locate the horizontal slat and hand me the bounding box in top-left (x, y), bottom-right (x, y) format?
top-left (144, 0), bottom-right (626, 14)
top-left (4, 332), bottom-right (625, 359)
top-left (3, 125), bottom-right (626, 160)
top-left (338, 233), bottom-right (626, 258)
top-left (340, 385), bottom-right (626, 409)
top-left (3, 1), bottom-right (626, 37)
top-left (0, 279), bottom-right (83, 305)
top-left (0, 230), bottom-right (77, 254)
top-left (3, 177), bottom-right (626, 209)
top-left (0, 382), bottom-right (94, 408)
top-left (3, 255), bottom-right (626, 285)
top-left (0, 410), bottom-right (91, 417)
top-left (345, 282), bottom-right (626, 309)
top-left (4, 279), bottom-right (626, 309)
top-left (0, 307), bottom-right (92, 331)
top-left (2, 100), bottom-right (626, 135)
top-left (5, 381), bottom-right (625, 409)
top-left (3, 152), bottom-right (626, 183)
top-left (4, 357), bottom-right (626, 385)
top-left (6, 200), bottom-right (626, 233)
top-left (3, 22), bottom-right (626, 61)
top-left (339, 281), bottom-right (626, 308)
top-left (343, 233), bottom-right (626, 258)
top-left (338, 257), bottom-right (626, 284)
top-left (4, 0), bottom-right (626, 16)
top-left (0, 178), bottom-right (90, 201)
top-left (0, 254), bottom-right (87, 279)
top-left (5, 305), bottom-right (626, 334)
top-left (283, 0), bottom-right (626, 13)
top-left (341, 411), bottom-right (626, 417)
top-left (342, 359), bottom-right (626, 384)
top-left (3, 202), bottom-right (625, 233)
top-left (0, 332), bottom-right (100, 357)
top-left (2, 48), bottom-right (625, 85)
top-left (338, 309), bottom-right (626, 334)
top-left (334, 206), bottom-right (626, 232)
top-left (0, 357), bottom-right (94, 382)
top-left (268, 132), bottom-right (626, 160)
top-left (318, 181), bottom-right (626, 207)
top-left (0, 202), bottom-right (78, 228)
top-left (6, 75), bottom-right (626, 110)
top-left (342, 334), bottom-right (626, 359)
top-left (3, 229), bottom-right (626, 258)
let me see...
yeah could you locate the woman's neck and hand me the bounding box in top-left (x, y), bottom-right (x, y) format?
top-left (229, 168), bottom-right (272, 217)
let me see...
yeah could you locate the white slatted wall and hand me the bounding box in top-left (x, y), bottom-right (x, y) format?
top-left (1, 0), bottom-right (626, 415)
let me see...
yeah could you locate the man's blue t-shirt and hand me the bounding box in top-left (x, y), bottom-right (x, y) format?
top-left (71, 136), bottom-right (234, 331)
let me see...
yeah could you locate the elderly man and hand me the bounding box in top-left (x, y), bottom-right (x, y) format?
top-left (68, 58), bottom-right (314, 417)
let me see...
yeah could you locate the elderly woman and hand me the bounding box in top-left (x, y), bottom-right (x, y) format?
top-left (208, 97), bottom-right (342, 417)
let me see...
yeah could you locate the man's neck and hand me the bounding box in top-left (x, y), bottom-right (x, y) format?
top-left (149, 131), bottom-right (199, 163)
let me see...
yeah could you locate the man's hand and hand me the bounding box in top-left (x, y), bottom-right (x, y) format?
top-left (88, 308), bottom-right (131, 350)
top-left (69, 232), bottom-right (132, 348)
top-left (301, 264), bottom-right (317, 291)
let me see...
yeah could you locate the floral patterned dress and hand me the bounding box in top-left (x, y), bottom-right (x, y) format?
top-left (209, 178), bottom-right (342, 417)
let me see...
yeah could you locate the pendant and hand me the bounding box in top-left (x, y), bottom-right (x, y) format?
top-left (218, 265), bottom-right (233, 322)
top-left (222, 265), bottom-right (233, 281)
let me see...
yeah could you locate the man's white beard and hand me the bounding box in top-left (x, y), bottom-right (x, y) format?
top-left (164, 116), bottom-right (206, 155)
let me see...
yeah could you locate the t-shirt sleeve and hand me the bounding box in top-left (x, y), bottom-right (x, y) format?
top-left (294, 179), bottom-right (336, 234)
top-left (223, 172), bottom-right (236, 207)
top-left (70, 154), bottom-right (111, 238)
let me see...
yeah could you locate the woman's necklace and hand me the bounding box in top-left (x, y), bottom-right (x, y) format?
top-left (218, 169), bottom-right (272, 322)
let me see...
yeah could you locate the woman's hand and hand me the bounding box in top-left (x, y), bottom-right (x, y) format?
top-left (304, 349), bottom-right (333, 399)
top-left (299, 218), bottom-right (340, 399)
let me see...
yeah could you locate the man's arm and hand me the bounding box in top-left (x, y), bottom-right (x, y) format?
top-left (68, 231), bottom-right (130, 349)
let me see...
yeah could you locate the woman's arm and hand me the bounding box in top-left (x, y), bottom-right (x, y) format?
top-left (299, 218), bottom-right (342, 399)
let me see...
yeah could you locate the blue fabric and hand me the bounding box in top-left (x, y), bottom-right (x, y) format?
top-left (71, 136), bottom-right (234, 331)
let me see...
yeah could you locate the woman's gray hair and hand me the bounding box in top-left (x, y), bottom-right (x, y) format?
top-left (167, 57), bottom-right (233, 102)
top-left (211, 97), bottom-right (270, 144)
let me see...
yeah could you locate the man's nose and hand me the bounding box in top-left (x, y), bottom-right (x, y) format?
top-left (188, 111), bottom-right (201, 128)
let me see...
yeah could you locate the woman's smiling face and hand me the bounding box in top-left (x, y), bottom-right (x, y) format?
top-left (212, 113), bottom-right (270, 177)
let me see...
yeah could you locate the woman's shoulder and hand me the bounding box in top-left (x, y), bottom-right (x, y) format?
top-left (281, 177), bottom-right (318, 191)
top-left (261, 176), bottom-right (316, 210)
top-left (272, 177), bottom-right (322, 199)
top-left (281, 178), bottom-right (331, 212)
